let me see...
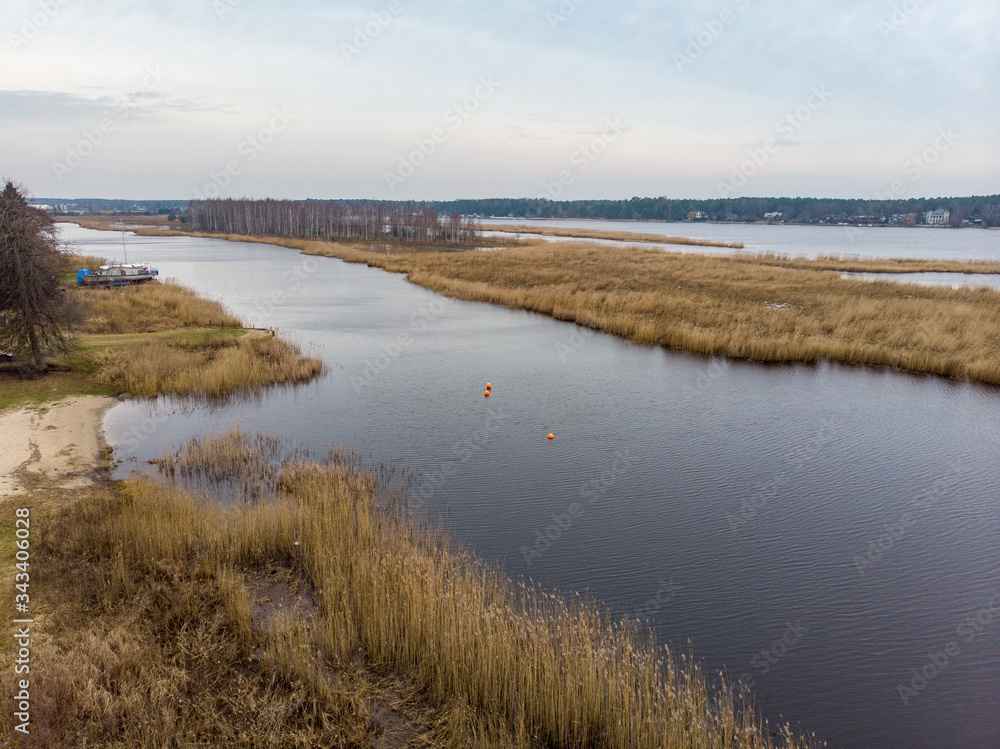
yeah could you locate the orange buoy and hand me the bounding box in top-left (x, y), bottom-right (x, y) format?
top-left (486, 382), bottom-right (492, 389)
top-left (485, 390), bottom-right (490, 397)
top-left (548, 433), bottom-right (554, 440)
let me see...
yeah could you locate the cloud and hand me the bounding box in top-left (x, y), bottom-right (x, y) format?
top-left (0, 89), bottom-right (234, 126)
top-left (0, 0), bottom-right (996, 198)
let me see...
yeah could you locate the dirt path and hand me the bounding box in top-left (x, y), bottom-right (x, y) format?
top-left (0, 396), bottom-right (115, 503)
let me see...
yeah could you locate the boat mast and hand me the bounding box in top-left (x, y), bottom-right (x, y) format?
top-left (118, 219), bottom-right (128, 264)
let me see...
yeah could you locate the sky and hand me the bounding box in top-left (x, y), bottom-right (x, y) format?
top-left (1, 0), bottom-right (997, 201)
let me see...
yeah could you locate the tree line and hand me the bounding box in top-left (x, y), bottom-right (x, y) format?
top-left (189, 199), bottom-right (480, 245)
top-left (433, 196), bottom-right (1000, 226)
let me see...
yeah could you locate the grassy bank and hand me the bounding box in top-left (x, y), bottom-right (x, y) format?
top-left (480, 222), bottom-right (746, 249)
top-left (1, 430), bottom-right (819, 748)
top-left (63, 217), bottom-right (1000, 384)
top-left (1, 261), bottom-right (324, 405)
top-left (180, 233), bottom-right (1000, 386)
top-left (746, 251), bottom-right (1000, 276)
top-left (67, 214), bottom-right (1000, 273)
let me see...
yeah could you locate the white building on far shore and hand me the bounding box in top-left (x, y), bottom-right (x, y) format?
top-left (924, 208), bottom-right (950, 225)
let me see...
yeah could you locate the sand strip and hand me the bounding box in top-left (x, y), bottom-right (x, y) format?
top-left (0, 396), bottom-right (115, 502)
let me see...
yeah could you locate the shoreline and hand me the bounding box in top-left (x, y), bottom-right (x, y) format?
top-left (59, 219), bottom-right (1000, 386)
top-left (60, 217), bottom-right (1000, 274)
top-left (0, 396), bottom-right (115, 505)
top-left (484, 215), bottom-right (999, 229)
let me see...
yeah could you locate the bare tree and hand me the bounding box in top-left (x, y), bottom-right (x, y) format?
top-left (0, 181), bottom-right (69, 374)
top-left (188, 199), bottom-right (480, 246)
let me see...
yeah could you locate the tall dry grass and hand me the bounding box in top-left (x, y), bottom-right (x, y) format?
top-left (68, 275), bottom-right (324, 397)
top-left (481, 223), bottom-right (746, 249)
top-left (1, 485), bottom-right (375, 748)
top-left (92, 332), bottom-right (324, 397)
top-left (71, 225), bottom-right (1000, 384)
top-left (2, 434), bottom-right (821, 748)
top-left (75, 279), bottom-right (243, 333)
top-left (158, 427), bottom-right (286, 500)
top-left (744, 251), bottom-right (1000, 275)
top-left (283, 239), bottom-right (1000, 385)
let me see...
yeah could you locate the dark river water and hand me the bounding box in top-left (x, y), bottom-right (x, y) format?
top-left (62, 224), bottom-right (1000, 749)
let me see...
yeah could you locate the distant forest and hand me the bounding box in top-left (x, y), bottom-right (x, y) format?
top-left (433, 196), bottom-right (1000, 226)
top-left (39, 195), bottom-right (1000, 227)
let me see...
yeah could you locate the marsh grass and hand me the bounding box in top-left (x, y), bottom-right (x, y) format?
top-left (745, 251), bottom-right (1000, 275)
top-left (158, 427), bottom-right (286, 500)
top-left (481, 222), bottom-right (746, 249)
top-left (75, 279), bottom-right (243, 333)
top-left (91, 332), bottom-right (324, 397)
top-left (12, 261), bottom-right (326, 401)
top-left (91, 230), bottom-right (1000, 384)
top-left (248, 238), bottom-right (998, 385)
top-left (1, 432), bottom-right (820, 748)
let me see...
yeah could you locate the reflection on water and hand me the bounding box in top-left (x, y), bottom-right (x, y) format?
top-left (59, 224), bottom-right (1000, 749)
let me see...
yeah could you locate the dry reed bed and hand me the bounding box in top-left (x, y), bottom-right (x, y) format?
top-left (1, 483), bottom-right (377, 748)
top-left (69, 279), bottom-right (324, 397)
top-left (746, 251), bottom-right (1000, 275)
top-left (3, 433), bottom-right (819, 748)
top-left (68, 226), bottom-right (1000, 383)
top-left (255, 237), bottom-right (1000, 385)
top-left (91, 333), bottom-right (324, 397)
top-left (158, 427), bottom-right (286, 500)
top-left (481, 222), bottom-right (746, 249)
top-left (74, 279), bottom-right (243, 333)
top-left (66, 217), bottom-right (1000, 275)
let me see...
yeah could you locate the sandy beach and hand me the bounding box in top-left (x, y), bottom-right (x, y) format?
top-left (0, 396), bottom-right (115, 504)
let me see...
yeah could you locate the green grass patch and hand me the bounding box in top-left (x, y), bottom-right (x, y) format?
top-left (0, 362), bottom-right (117, 412)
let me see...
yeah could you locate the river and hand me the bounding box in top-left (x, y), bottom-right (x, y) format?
top-left (63, 223), bottom-right (1000, 749)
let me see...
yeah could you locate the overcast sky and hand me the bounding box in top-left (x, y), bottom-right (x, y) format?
top-left (1, 0), bottom-right (997, 201)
